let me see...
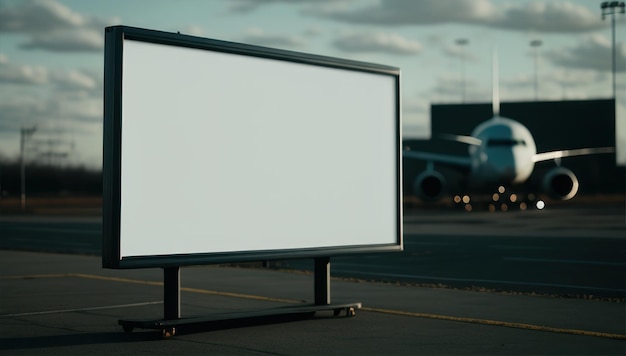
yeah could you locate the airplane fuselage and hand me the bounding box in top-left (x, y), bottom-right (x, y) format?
top-left (405, 112), bottom-right (611, 202)
top-left (468, 116), bottom-right (536, 186)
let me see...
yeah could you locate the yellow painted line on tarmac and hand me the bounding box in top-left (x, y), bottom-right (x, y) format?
top-left (362, 306), bottom-right (626, 341)
top-left (1, 301), bottom-right (163, 318)
top-left (2, 273), bottom-right (304, 304)
top-left (0, 274), bottom-right (70, 280)
top-left (178, 285), bottom-right (305, 304)
top-left (4, 274), bottom-right (624, 340)
top-left (72, 273), bottom-right (163, 287)
top-left (72, 273), bottom-right (306, 304)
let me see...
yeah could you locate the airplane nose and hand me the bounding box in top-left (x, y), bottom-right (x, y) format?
top-left (498, 166), bottom-right (517, 182)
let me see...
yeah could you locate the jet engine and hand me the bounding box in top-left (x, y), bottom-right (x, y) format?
top-left (542, 167), bottom-right (579, 200)
top-left (413, 170), bottom-right (446, 201)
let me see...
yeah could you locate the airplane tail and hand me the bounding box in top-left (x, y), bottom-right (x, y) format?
top-left (492, 49), bottom-right (500, 116)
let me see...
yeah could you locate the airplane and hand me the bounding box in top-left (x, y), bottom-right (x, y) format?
top-left (403, 53), bottom-right (615, 207)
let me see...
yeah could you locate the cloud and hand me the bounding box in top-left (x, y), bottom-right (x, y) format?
top-left (442, 42), bottom-right (477, 61)
top-left (228, 0), bottom-right (341, 14)
top-left (0, 0), bottom-right (119, 53)
top-left (495, 1), bottom-right (605, 33)
top-left (239, 27), bottom-right (306, 48)
top-left (0, 54), bottom-right (100, 91)
top-left (0, 94), bottom-right (49, 142)
top-left (546, 68), bottom-right (609, 86)
top-left (47, 91), bottom-right (102, 123)
top-left (50, 70), bottom-right (99, 92)
top-left (308, 0), bottom-right (605, 33)
top-left (545, 34), bottom-right (626, 72)
top-left (402, 96), bottom-right (431, 138)
top-left (540, 70), bottom-right (610, 100)
top-left (0, 89), bottom-right (102, 165)
top-left (0, 55), bottom-right (48, 84)
top-left (177, 25), bottom-right (206, 37)
top-left (0, 85), bottom-right (102, 135)
top-left (303, 26), bottom-right (324, 38)
top-left (0, 0), bottom-right (85, 32)
top-left (19, 30), bottom-right (103, 52)
top-left (403, 96), bottom-right (429, 114)
top-left (429, 75), bottom-right (467, 101)
top-left (312, 0), bottom-right (497, 26)
top-left (332, 32), bottom-right (422, 55)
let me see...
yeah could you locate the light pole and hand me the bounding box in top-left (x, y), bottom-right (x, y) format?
top-left (530, 39), bottom-right (542, 101)
top-left (601, 1), bottom-right (625, 99)
top-left (456, 38), bottom-right (469, 103)
top-left (20, 126), bottom-right (36, 209)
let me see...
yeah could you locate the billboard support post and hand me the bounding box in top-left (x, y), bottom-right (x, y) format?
top-left (163, 267), bottom-right (180, 320)
top-left (314, 257), bottom-right (330, 305)
top-left (118, 259), bottom-right (360, 337)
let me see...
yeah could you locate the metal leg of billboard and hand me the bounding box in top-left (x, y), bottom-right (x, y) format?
top-left (118, 259), bottom-right (361, 338)
top-left (314, 257), bottom-right (331, 305)
top-left (163, 267), bottom-right (180, 321)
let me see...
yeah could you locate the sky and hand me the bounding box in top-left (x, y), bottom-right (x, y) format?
top-left (0, 0), bottom-right (625, 169)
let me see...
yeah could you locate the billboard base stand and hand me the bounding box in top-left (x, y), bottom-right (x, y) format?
top-left (118, 257), bottom-right (361, 338)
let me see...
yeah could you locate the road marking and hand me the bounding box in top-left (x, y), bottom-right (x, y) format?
top-left (407, 241), bottom-right (457, 247)
top-left (72, 274), bottom-right (306, 304)
top-left (335, 269), bottom-right (626, 294)
top-left (12, 227), bottom-right (100, 235)
top-left (1, 274), bottom-right (69, 279)
top-left (488, 245), bottom-right (552, 251)
top-left (0, 301), bottom-right (163, 318)
top-left (362, 307), bottom-right (626, 341)
top-left (3, 273), bottom-right (624, 340)
top-left (504, 257), bottom-right (626, 267)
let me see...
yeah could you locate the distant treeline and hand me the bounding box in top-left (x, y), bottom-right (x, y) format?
top-left (0, 161), bottom-right (102, 197)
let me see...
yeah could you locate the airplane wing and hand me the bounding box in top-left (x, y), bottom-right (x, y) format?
top-left (438, 134), bottom-right (482, 146)
top-left (532, 147), bottom-right (615, 163)
top-left (403, 150), bottom-right (472, 169)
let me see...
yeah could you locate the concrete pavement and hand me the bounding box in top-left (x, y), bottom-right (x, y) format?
top-left (1, 250), bottom-right (624, 355)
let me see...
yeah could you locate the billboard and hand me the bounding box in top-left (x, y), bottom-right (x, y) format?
top-left (102, 26), bottom-right (402, 269)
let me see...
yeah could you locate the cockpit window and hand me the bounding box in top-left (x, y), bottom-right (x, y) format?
top-left (487, 138), bottom-right (526, 147)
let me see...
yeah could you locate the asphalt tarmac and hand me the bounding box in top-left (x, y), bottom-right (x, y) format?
top-left (1, 202), bottom-right (625, 354)
top-left (282, 204), bottom-right (626, 299)
top-left (1, 249), bottom-right (625, 355)
top-left (2, 204), bottom-right (624, 299)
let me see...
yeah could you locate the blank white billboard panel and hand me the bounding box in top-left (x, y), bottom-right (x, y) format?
top-left (103, 26), bottom-right (402, 268)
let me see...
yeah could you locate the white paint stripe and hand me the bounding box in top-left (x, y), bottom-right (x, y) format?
top-left (488, 245), bottom-right (552, 251)
top-left (362, 307), bottom-right (626, 341)
top-left (336, 270), bottom-right (625, 293)
top-left (0, 301), bottom-right (162, 318)
top-left (504, 257), bottom-right (626, 267)
top-left (4, 237), bottom-right (93, 247)
top-left (13, 227), bottom-right (100, 235)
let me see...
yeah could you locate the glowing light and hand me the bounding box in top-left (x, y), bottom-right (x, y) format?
top-left (454, 195), bottom-right (461, 203)
top-left (498, 186), bottom-right (505, 194)
top-left (492, 193), bottom-right (499, 201)
top-left (510, 194), bottom-right (517, 203)
top-left (520, 202), bottom-right (527, 210)
top-left (488, 204), bottom-right (496, 212)
top-left (462, 195), bottom-right (471, 204)
top-left (464, 204), bottom-right (472, 212)
top-left (501, 204), bottom-right (508, 212)
top-left (536, 200), bottom-right (545, 210)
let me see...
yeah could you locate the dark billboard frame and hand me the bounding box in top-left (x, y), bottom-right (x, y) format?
top-left (102, 26), bottom-right (403, 270)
